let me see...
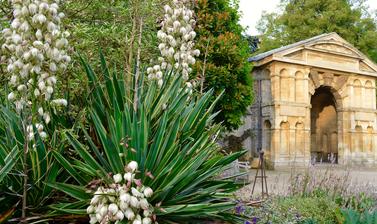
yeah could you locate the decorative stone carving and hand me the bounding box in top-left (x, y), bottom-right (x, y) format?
top-left (309, 70), bottom-right (321, 89)
top-left (322, 73), bottom-right (334, 86)
top-left (333, 75), bottom-right (349, 91)
top-left (311, 43), bottom-right (356, 56)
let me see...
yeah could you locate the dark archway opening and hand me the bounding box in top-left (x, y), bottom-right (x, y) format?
top-left (310, 86), bottom-right (338, 163)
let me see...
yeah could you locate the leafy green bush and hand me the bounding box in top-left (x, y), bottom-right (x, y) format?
top-left (48, 54), bottom-right (245, 223)
top-left (240, 196), bottom-right (339, 224)
top-left (194, 0), bottom-right (253, 130)
top-left (335, 192), bottom-right (376, 213)
top-left (340, 209), bottom-right (377, 224)
top-left (275, 196), bottom-right (338, 223)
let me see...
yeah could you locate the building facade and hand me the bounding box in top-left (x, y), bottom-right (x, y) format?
top-left (236, 33), bottom-right (377, 167)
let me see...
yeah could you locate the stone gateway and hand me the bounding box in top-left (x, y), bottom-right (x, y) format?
top-left (239, 33), bottom-right (377, 167)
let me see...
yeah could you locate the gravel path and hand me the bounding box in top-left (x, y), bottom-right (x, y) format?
top-left (236, 164), bottom-right (377, 201)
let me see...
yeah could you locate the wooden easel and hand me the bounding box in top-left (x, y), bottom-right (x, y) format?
top-left (251, 151), bottom-right (268, 198)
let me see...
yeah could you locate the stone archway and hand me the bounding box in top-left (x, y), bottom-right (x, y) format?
top-left (247, 33), bottom-right (377, 167)
top-left (310, 86), bottom-right (338, 163)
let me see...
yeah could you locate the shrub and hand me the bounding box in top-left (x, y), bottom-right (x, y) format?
top-left (239, 196), bottom-right (339, 224)
top-left (194, 0), bottom-right (254, 130)
top-left (340, 209), bottom-right (377, 224)
top-left (274, 196), bottom-right (338, 223)
top-left (47, 54), bottom-right (246, 223)
top-left (336, 192), bottom-right (377, 213)
top-left (0, 0), bottom-right (75, 221)
top-left (0, 105), bottom-right (72, 222)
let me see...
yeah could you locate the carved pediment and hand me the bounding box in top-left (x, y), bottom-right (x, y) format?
top-left (252, 33), bottom-right (377, 76)
top-left (311, 43), bottom-right (358, 56)
top-left (360, 61), bottom-right (375, 72)
top-left (284, 50), bottom-right (304, 60)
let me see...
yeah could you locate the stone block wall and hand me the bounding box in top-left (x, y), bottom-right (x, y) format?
top-left (233, 61), bottom-right (377, 167)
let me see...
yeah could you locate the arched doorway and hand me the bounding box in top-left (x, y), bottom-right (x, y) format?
top-left (310, 86), bottom-right (338, 163)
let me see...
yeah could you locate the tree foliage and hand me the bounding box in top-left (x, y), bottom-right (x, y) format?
top-left (194, 0), bottom-right (254, 130)
top-left (62, 0), bottom-right (165, 67)
top-left (0, 0), bottom-right (254, 131)
top-left (60, 0), bottom-right (166, 113)
top-left (257, 0), bottom-right (377, 62)
top-left (0, 0), bottom-right (249, 222)
top-left (0, 0), bottom-right (168, 113)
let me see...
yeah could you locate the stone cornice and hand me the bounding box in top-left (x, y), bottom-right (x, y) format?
top-left (265, 58), bottom-right (377, 77)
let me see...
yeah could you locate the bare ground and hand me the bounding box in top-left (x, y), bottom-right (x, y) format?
top-left (236, 164), bottom-right (377, 201)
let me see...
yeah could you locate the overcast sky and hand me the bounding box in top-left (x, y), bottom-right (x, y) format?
top-left (239, 0), bottom-right (377, 35)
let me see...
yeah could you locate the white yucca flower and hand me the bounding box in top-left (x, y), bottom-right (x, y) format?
top-left (127, 160), bottom-right (138, 172)
top-left (2, 0), bottom-right (70, 142)
top-left (143, 187), bottom-right (153, 198)
top-left (148, 0), bottom-right (200, 86)
top-left (113, 173), bottom-right (123, 183)
top-left (87, 161), bottom-right (155, 224)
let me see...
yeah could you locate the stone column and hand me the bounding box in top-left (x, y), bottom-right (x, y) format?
top-left (270, 66), bottom-right (280, 103)
top-left (270, 127), bottom-right (279, 166)
top-left (338, 110), bottom-right (350, 165)
top-left (289, 126), bottom-right (296, 164)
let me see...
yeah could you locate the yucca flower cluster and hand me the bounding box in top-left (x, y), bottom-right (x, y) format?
top-left (87, 161), bottom-right (155, 224)
top-left (147, 0), bottom-right (200, 86)
top-left (2, 0), bottom-right (70, 140)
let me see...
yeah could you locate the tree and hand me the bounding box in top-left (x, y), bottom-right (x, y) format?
top-left (0, 0), bottom-right (176, 106)
top-left (256, 0), bottom-right (377, 62)
top-left (61, 0), bottom-right (166, 69)
top-left (194, 0), bottom-right (254, 130)
top-left (246, 35), bottom-right (260, 53)
top-left (60, 1), bottom-right (165, 110)
top-left (0, 0), bottom-right (253, 131)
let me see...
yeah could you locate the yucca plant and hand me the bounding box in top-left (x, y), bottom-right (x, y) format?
top-left (48, 53), bottom-right (245, 223)
top-left (0, 104), bottom-right (74, 223)
top-left (0, 0), bottom-right (75, 222)
top-left (0, 86), bottom-right (78, 224)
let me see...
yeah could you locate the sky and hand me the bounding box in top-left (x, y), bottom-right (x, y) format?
top-left (239, 0), bottom-right (377, 35)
